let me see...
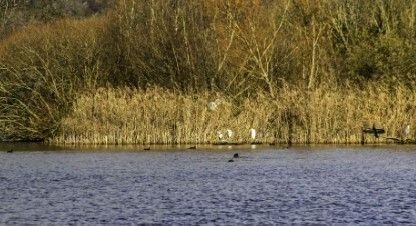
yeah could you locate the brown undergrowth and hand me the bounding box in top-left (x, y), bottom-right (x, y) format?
top-left (2, 0), bottom-right (416, 143)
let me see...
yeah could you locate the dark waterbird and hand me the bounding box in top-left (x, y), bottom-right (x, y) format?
top-left (6, 149), bottom-right (13, 153)
top-left (143, 147), bottom-right (150, 151)
top-left (228, 153), bottom-right (239, 162)
top-left (188, 146), bottom-right (197, 150)
top-left (362, 124), bottom-right (385, 138)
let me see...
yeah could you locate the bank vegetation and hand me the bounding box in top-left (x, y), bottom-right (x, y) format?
top-left (1, 0), bottom-right (416, 144)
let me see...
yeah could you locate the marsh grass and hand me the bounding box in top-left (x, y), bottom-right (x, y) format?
top-left (50, 84), bottom-right (416, 145)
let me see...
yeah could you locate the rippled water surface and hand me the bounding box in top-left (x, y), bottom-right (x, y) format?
top-left (1, 144), bottom-right (416, 224)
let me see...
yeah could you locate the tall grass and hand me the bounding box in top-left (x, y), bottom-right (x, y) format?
top-left (50, 83), bottom-right (416, 144)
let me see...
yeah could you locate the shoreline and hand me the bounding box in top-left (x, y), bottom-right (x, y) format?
top-left (1, 142), bottom-right (416, 154)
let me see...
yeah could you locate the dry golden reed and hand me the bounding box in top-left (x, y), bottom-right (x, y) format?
top-left (50, 83), bottom-right (416, 145)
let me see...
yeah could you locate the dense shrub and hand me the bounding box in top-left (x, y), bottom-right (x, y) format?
top-left (0, 17), bottom-right (107, 140)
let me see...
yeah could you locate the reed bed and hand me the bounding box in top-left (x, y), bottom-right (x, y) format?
top-left (50, 84), bottom-right (416, 145)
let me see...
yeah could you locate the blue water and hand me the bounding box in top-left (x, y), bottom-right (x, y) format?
top-left (1, 145), bottom-right (416, 224)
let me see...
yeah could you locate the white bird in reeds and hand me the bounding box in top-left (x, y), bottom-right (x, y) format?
top-left (226, 129), bottom-right (233, 140)
top-left (249, 128), bottom-right (256, 141)
top-left (403, 124), bottom-right (410, 138)
top-left (207, 99), bottom-right (221, 112)
top-left (217, 130), bottom-right (224, 141)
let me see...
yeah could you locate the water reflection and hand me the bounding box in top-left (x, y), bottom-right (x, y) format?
top-left (1, 144), bottom-right (416, 224)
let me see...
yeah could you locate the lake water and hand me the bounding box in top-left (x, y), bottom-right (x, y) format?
top-left (1, 144), bottom-right (416, 224)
